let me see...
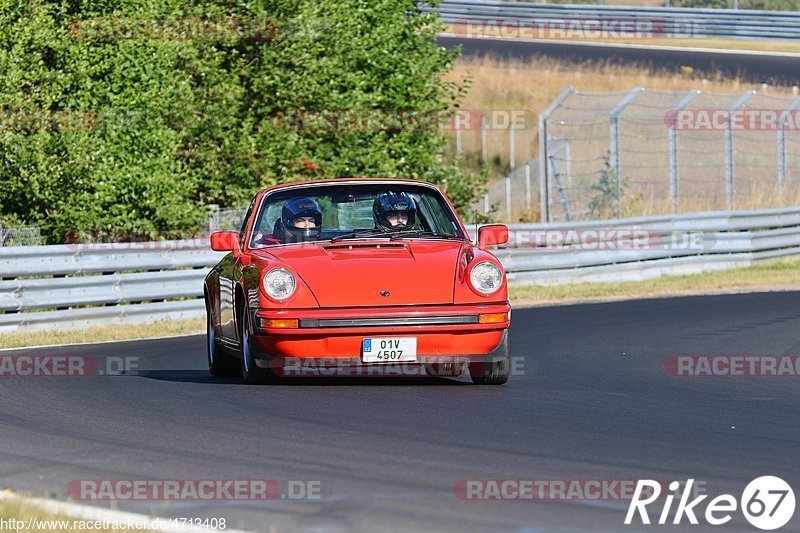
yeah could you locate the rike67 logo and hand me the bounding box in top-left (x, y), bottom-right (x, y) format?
top-left (626, 477), bottom-right (795, 530)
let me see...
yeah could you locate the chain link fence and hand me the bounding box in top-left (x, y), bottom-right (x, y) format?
top-left (0, 225), bottom-right (44, 247)
top-left (537, 86), bottom-right (800, 222)
top-left (207, 205), bottom-right (247, 232)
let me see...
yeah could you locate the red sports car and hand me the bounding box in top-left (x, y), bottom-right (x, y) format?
top-left (204, 178), bottom-right (511, 384)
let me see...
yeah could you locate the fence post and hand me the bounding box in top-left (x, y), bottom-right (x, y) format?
top-left (609, 88), bottom-right (644, 217)
top-left (548, 146), bottom-right (572, 222)
top-left (481, 112), bottom-right (487, 163)
top-left (669, 90), bottom-right (701, 213)
top-left (726, 91), bottom-right (756, 209)
top-left (509, 122), bottom-right (515, 171)
top-left (778, 99), bottom-right (800, 194)
top-left (208, 204), bottom-right (220, 232)
top-left (538, 86), bottom-right (575, 223)
top-left (525, 163), bottom-right (532, 211)
top-left (455, 112), bottom-right (462, 155)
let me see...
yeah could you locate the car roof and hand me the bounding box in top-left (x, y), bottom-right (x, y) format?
top-left (257, 178), bottom-right (442, 198)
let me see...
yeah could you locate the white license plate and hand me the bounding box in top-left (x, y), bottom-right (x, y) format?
top-left (362, 337), bottom-right (417, 363)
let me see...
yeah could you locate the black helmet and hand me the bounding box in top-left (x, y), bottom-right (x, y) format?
top-left (373, 191), bottom-right (416, 232)
top-left (281, 197), bottom-right (322, 243)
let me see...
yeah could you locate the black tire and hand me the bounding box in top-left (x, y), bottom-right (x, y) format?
top-left (240, 306), bottom-right (275, 385)
top-left (469, 357), bottom-right (511, 385)
top-left (206, 304), bottom-right (238, 377)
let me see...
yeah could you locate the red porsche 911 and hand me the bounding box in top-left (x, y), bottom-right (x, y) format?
top-left (204, 178), bottom-right (511, 385)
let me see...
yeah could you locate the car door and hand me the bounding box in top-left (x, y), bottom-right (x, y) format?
top-left (219, 196), bottom-right (256, 342)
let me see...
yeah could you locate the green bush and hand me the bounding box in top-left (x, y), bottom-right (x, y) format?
top-left (0, 0), bottom-right (483, 243)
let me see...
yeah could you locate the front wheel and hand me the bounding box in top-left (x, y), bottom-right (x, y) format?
top-left (207, 305), bottom-right (238, 377)
top-left (240, 307), bottom-right (276, 385)
top-left (469, 357), bottom-right (511, 385)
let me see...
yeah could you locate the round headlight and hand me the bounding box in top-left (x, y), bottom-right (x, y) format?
top-left (263, 267), bottom-right (296, 300)
top-left (470, 261), bottom-right (503, 295)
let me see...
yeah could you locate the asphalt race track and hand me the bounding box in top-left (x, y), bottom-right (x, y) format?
top-left (439, 35), bottom-right (800, 86)
top-left (1, 291), bottom-right (799, 532)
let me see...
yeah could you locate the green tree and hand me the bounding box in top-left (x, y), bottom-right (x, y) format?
top-left (0, 0), bottom-right (483, 243)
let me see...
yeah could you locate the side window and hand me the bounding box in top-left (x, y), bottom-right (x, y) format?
top-left (239, 196), bottom-right (257, 245)
top-left (416, 194), bottom-right (450, 235)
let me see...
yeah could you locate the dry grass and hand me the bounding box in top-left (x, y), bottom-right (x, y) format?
top-left (509, 256), bottom-right (800, 307)
top-left (0, 497), bottom-right (158, 533)
top-left (445, 56), bottom-right (800, 220)
top-left (597, 37), bottom-right (800, 52)
top-left (0, 318), bottom-right (205, 350)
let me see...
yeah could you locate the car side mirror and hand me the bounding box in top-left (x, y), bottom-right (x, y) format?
top-left (478, 224), bottom-right (509, 250)
top-left (210, 231), bottom-right (240, 252)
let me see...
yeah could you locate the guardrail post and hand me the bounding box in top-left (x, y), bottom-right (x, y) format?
top-left (505, 174), bottom-right (512, 220)
top-left (726, 91), bottom-right (756, 209)
top-left (609, 88), bottom-right (644, 216)
top-left (777, 99), bottom-right (800, 194)
top-left (669, 90), bottom-right (701, 213)
top-left (481, 112), bottom-right (487, 163)
top-left (538, 86), bottom-right (575, 223)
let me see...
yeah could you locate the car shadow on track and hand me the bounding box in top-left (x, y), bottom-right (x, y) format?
top-left (136, 370), bottom-right (470, 386)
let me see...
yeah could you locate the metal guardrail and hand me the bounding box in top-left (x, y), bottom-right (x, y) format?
top-left (0, 240), bottom-right (221, 333)
top-left (2, 206), bottom-right (800, 333)
top-left (435, 0), bottom-right (800, 40)
top-left (495, 206), bottom-right (800, 283)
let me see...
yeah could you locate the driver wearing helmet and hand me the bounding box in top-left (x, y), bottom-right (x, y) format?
top-left (271, 196), bottom-right (323, 243)
top-left (373, 191), bottom-right (416, 232)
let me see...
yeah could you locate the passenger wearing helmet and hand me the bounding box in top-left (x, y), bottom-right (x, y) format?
top-left (273, 196), bottom-right (323, 243)
top-left (373, 191), bottom-right (416, 232)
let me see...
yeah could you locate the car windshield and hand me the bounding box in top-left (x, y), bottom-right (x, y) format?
top-left (249, 183), bottom-right (466, 247)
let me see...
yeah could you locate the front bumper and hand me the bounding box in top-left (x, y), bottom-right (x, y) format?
top-left (250, 303), bottom-right (510, 364)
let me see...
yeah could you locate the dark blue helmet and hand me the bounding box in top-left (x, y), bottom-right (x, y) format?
top-left (373, 191), bottom-right (416, 232)
top-left (281, 197), bottom-right (322, 243)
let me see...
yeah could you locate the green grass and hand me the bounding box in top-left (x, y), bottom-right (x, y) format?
top-left (0, 318), bottom-right (205, 350)
top-left (0, 496), bottom-right (159, 533)
top-left (510, 256), bottom-right (800, 307)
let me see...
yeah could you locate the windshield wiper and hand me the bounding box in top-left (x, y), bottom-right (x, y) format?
top-left (330, 228), bottom-right (387, 242)
top-left (389, 230), bottom-right (451, 241)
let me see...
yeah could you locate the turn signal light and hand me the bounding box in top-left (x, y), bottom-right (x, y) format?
top-left (260, 318), bottom-right (299, 329)
top-left (478, 312), bottom-right (509, 324)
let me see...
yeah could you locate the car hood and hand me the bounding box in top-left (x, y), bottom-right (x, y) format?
top-left (261, 240), bottom-right (464, 307)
